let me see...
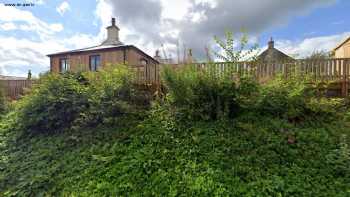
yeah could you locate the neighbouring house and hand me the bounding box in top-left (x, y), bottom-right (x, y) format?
top-left (258, 38), bottom-right (294, 62)
top-left (47, 18), bottom-right (159, 77)
top-left (333, 36), bottom-right (350, 58)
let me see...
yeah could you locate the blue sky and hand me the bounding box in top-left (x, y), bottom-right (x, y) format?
top-left (0, 0), bottom-right (349, 77)
top-left (261, 0), bottom-right (350, 41)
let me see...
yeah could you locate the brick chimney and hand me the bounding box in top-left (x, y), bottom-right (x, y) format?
top-left (102, 17), bottom-right (123, 45)
top-left (154, 49), bottom-right (161, 62)
top-left (268, 37), bottom-right (274, 49)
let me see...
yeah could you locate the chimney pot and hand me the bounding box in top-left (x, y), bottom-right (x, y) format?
top-left (268, 37), bottom-right (274, 49)
top-left (102, 17), bottom-right (123, 45)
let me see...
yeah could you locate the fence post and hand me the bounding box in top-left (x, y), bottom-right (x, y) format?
top-left (342, 59), bottom-right (349, 97)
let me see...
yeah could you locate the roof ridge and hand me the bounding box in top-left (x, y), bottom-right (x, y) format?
top-left (333, 36), bottom-right (350, 51)
top-left (47, 44), bottom-right (129, 56)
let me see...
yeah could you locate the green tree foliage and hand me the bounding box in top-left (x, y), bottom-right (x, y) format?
top-left (14, 65), bottom-right (145, 135)
top-left (213, 30), bottom-right (259, 62)
top-left (16, 73), bottom-right (90, 134)
top-left (306, 50), bottom-right (332, 60)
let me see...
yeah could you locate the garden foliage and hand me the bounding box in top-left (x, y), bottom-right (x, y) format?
top-left (162, 66), bottom-right (346, 122)
top-left (14, 65), bottom-right (144, 135)
top-left (0, 86), bottom-right (6, 114)
top-left (0, 32), bottom-right (349, 196)
top-left (162, 65), bottom-right (243, 120)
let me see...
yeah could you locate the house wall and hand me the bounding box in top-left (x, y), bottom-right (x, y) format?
top-left (334, 39), bottom-right (350, 58)
top-left (50, 49), bottom-right (125, 72)
top-left (49, 47), bottom-right (159, 83)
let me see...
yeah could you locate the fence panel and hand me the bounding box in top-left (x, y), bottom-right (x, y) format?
top-left (3, 59), bottom-right (350, 99)
top-left (0, 80), bottom-right (35, 99)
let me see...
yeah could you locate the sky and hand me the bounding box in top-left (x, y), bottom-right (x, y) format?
top-left (0, 0), bottom-right (349, 77)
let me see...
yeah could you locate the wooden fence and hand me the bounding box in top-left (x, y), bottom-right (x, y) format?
top-left (0, 80), bottom-right (35, 100)
top-left (2, 58), bottom-right (350, 99)
top-left (134, 58), bottom-right (350, 96)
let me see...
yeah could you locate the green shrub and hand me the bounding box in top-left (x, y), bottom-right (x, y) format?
top-left (258, 74), bottom-right (346, 121)
top-left (326, 134), bottom-right (350, 177)
top-left (162, 65), bottom-right (240, 120)
top-left (0, 85), bottom-right (7, 114)
top-left (13, 65), bottom-right (150, 135)
top-left (258, 75), bottom-right (311, 120)
top-left (82, 65), bottom-right (148, 126)
top-left (16, 73), bottom-right (89, 134)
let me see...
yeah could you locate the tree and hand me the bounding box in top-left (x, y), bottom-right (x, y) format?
top-left (213, 30), bottom-right (259, 63)
top-left (306, 50), bottom-right (332, 60)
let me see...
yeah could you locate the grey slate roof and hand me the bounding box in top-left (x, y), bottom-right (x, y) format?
top-left (258, 38), bottom-right (294, 62)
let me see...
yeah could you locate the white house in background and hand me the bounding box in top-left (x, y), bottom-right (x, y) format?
top-left (333, 36), bottom-right (350, 58)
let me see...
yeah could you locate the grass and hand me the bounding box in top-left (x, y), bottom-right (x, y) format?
top-left (1, 112), bottom-right (349, 196)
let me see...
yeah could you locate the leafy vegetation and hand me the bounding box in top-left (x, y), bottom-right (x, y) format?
top-left (257, 74), bottom-right (346, 122)
top-left (162, 65), bottom-right (346, 123)
top-left (0, 86), bottom-right (6, 114)
top-left (1, 108), bottom-right (349, 196)
top-left (15, 73), bottom-right (90, 134)
top-left (12, 65), bottom-right (145, 135)
top-left (0, 39), bottom-right (349, 195)
top-left (213, 30), bottom-right (259, 62)
top-left (162, 65), bottom-right (242, 120)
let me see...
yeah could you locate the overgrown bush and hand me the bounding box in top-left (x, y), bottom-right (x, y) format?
top-left (162, 64), bottom-right (260, 120)
top-left (16, 73), bottom-right (89, 134)
top-left (161, 29), bottom-right (260, 121)
top-left (15, 65), bottom-right (145, 135)
top-left (257, 74), bottom-right (346, 121)
top-left (163, 65), bottom-right (346, 122)
top-left (0, 85), bottom-right (7, 114)
top-left (82, 65), bottom-right (147, 126)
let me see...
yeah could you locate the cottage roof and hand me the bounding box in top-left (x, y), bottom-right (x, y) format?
top-left (47, 17), bottom-right (158, 63)
top-left (258, 38), bottom-right (293, 62)
top-left (333, 36), bottom-right (350, 51)
top-left (47, 44), bottom-right (159, 64)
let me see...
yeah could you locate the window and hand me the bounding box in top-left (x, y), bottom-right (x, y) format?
top-left (60, 58), bottom-right (70, 72)
top-left (89, 55), bottom-right (101, 71)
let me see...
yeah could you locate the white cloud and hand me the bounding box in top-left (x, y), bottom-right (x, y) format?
top-left (56, 1), bottom-right (71, 16)
top-left (0, 22), bottom-right (17, 31)
top-left (25, 0), bottom-right (45, 5)
top-left (160, 0), bottom-right (192, 20)
top-left (95, 0), bottom-right (113, 41)
top-left (0, 4), bottom-right (63, 39)
top-left (274, 32), bottom-right (350, 58)
top-left (0, 5), bottom-right (98, 77)
top-left (49, 23), bottom-right (64, 32)
top-left (0, 33), bottom-right (99, 77)
top-left (100, 0), bottom-right (337, 60)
